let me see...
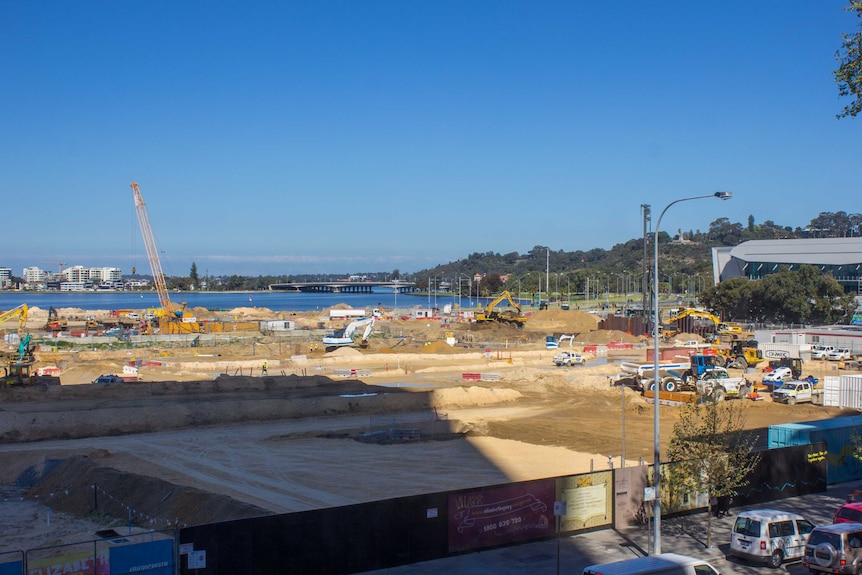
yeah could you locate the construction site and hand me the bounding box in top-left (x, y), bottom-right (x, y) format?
top-left (3, 291), bottom-right (862, 555)
top-left (1, 183), bottom-right (861, 558)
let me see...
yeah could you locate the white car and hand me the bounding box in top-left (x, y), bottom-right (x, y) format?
top-left (730, 509), bottom-right (815, 567)
top-left (771, 380), bottom-right (814, 404)
top-left (762, 366), bottom-right (794, 389)
top-left (553, 351), bottom-right (586, 367)
top-left (826, 348), bottom-right (851, 361)
top-left (811, 346), bottom-right (835, 360)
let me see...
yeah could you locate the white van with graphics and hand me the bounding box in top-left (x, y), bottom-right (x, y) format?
top-left (729, 508), bottom-right (815, 567)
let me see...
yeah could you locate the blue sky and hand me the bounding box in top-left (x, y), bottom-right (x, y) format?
top-left (2, 1), bottom-right (859, 277)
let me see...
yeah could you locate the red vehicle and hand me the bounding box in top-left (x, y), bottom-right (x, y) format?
top-left (833, 501), bottom-right (862, 523)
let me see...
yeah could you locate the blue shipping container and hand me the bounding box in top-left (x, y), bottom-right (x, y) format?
top-left (768, 415), bottom-right (862, 484)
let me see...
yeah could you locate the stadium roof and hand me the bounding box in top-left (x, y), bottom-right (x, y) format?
top-left (729, 237), bottom-right (862, 266)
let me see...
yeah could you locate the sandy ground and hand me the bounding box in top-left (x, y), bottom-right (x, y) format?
top-left (0, 305), bottom-right (856, 553)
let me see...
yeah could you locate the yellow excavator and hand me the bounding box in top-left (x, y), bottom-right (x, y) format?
top-left (661, 308), bottom-right (720, 338)
top-left (0, 304), bottom-right (28, 336)
top-left (475, 291), bottom-right (527, 328)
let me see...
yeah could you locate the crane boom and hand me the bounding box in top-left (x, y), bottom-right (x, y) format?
top-left (130, 182), bottom-right (175, 315)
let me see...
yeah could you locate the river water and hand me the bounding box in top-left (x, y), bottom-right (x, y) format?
top-left (0, 290), bottom-right (494, 313)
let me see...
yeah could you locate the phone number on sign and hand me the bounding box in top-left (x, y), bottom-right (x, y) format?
top-left (482, 516), bottom-right (523, 532)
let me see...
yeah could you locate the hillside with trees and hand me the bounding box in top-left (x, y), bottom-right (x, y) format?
top-left (144, 211), bottom-right (861, 323)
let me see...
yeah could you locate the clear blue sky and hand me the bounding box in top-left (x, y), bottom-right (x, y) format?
top-left (2, 1), bottom-right (859, 277)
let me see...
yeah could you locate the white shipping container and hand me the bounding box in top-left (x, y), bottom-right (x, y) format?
top-left (838, 374), bottom-right (862, 410)
top-left (758, 342), bottom-right (804, 359)
top-left (823, 376), bottom-right (841, 407)
top-left (259, 320), bottom-right (295, 331)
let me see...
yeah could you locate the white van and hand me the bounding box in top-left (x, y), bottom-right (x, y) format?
top-left (729, 508), bottom-right (815, 567)
top-left (582, 553), bottom-right (719, 575)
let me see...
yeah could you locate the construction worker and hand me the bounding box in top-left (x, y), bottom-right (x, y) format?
top-left (262, 360), bottom-right (268, 375)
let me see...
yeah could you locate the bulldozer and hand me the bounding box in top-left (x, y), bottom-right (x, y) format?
top-left (476, 291), bottom-right (528, 328)
top-left (719, 339), bottom-right (763, 369)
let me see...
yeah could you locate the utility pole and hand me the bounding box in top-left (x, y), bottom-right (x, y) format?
top-left (641, 204), bottom-right (651, 324)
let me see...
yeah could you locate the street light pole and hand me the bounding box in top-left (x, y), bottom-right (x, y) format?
top-left (651, 191), bottom-right (731, 555)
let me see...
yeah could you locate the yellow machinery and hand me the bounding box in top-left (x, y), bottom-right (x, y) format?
top-left (45, 305), bottom-right (67, 332)
top-left (717, 322), bottom-right (743, 335)
top-left (719, 339), bottom-right (763, 369)
top-left (0, 304), bottom-right (28, 336)
top-left (662, 308), bottom-right (720, 337)
top-left (131, 182), bottom-right (204, 335)
top-left (476, 291), bottom-right (527, 328)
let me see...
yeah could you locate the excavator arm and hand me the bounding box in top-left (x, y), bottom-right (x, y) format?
top-left (0, 304), bottom-right (29, 337)
top-left (664, 308), bottom-right (720, 325)
top-left (483, 290), bottom-right (522, 315)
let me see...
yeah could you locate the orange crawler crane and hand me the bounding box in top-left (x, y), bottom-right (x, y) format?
top-left (130, 182), bottom-right (212, 334)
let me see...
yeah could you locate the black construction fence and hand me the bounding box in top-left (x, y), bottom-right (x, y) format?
top-left (176, 443), bottom-right (826, 575)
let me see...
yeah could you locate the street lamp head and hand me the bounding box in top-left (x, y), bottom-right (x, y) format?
top-left (714, 191), bottom-right (732, 200)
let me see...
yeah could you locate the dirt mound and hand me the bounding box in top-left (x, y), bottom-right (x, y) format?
top-left (225, 306), bottom-right (275, 319)
top-left (327, 346), bottom-right (363, 356)
top-left (421, 340), bottom-right (461, 354)
top-left (524, 309), bottom-right (601, 333)
top-left (26, 455), bottom-right (267, 528)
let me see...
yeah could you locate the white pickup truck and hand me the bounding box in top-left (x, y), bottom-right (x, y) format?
top-left (811, 345), bottom-right (835, 360)
top-left (553, 351), bottom-right (586, 367)
top-left (826, 348), bottom-right (852, 361)
top-left (695, 367), bottom-right (753, 401)
top-left (771, 380), bottom-right (815, 404)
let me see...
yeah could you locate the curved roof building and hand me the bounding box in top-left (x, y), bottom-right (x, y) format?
top-left (712, 237), bottom-right (862, 292)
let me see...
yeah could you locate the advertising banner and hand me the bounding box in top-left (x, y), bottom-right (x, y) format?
top-left (448, 480), bottom-right (554, 553)
top-left (0, 562), bottom-right (22, 575)
top-left (109, 540), bottom-right (173, 575)
top-left (27, 550), bottom-right (108, 575)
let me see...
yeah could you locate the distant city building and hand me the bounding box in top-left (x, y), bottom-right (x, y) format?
top-left (23, 267), bottom-right (46, 284)
top-left (60, 281), bottom-right (87, 292)
top-left (0, 267), bottom-right (11, 289)
top-left (712, 237), bottom-right (862, 292)
top-left (18, 264), bottom-right (124, 290)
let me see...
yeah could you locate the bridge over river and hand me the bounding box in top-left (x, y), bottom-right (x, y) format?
top-left (268, 281), bottom-right (417, 293)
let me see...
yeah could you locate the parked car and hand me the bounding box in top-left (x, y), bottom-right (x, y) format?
top-left (762, 366), bottom-right (795, 389)
top-left (92, 374), bottom-right (124, 384)
top-left (771, 380), bottom-right (815, 404)
top-left (582, 553), bottom-right (720, 575)
top-left (803, 522), bottom-right (862, 575)
top-left (729, 508), bottom-right (815, 568)
top-left (827, 348), bottom-right (852, 361)
top-left (835, 502), bottom-right (862, 524)
top-left (811, 346), bottom-right (836, 360)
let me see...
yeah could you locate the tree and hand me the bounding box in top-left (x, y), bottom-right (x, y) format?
top-left (665, 397), bottom-right (760, 550)
top-left (190, 262), bottom-right (200, 289)
top-left (834, 1), bottom-right (862, 118)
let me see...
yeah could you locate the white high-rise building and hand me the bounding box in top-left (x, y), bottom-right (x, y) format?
top-left (0, 267), bottom-right (11, 288)
top-left (23, 267), bottom-right (46, 285)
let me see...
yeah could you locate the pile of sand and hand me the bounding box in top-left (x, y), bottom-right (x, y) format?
top-left (327, 346), bottom-right (363, 357)
top-left (421, 340), bottom-right (462, 354)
